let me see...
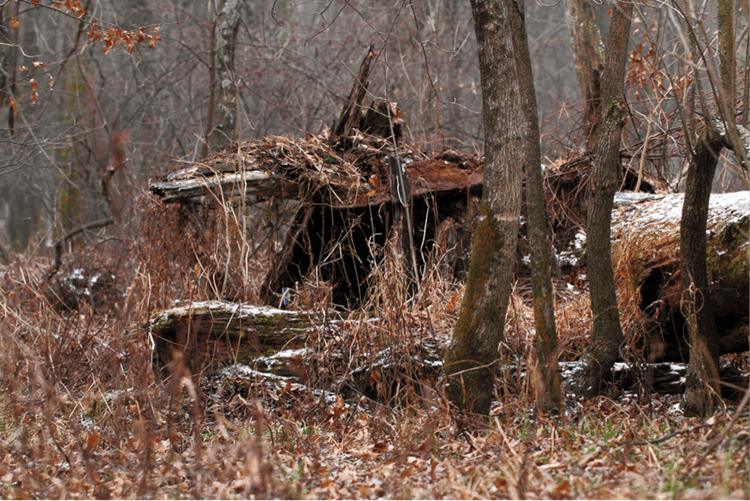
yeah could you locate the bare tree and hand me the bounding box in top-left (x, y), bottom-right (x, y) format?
top-left (507, 0), bottom-right (561, 414)
top-left (679, 0), bottom-right (746, 415)
top-left (444, 0), bottom-right (524, 419)
top-left (572, 0), bottom-right (634, 398)
top-left (566, 0), bottom-right (604, 149)
top-left (205, 0), bottom-right (242, 151)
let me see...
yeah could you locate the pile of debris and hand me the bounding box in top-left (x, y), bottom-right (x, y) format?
top-left (151, 130), bottom-right (483, 306)
top-left (146, 138), bottom-right (749, 402)
top-left (146, 49), bottom-right (748, 405)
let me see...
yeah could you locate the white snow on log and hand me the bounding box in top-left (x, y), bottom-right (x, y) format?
top-left (612, 191), bottom-right (749, 241)
top-left (217, 364), bottom-right (294, 382)
top-left (212, 363), bottom-right (340, 405)
top-left (149, 300), bottom-right (308, 324)
top-left (253, 348), bottom-right (310, 372)
top-left (612, 191), bottom-right (654, 204)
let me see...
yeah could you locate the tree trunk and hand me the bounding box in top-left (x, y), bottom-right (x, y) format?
top-left (680, 128), bottom-right (724, 416)
top-left (444, 0), bottom-right (523, 418)
top-left (679, 0), bottom-right (744, 416)
top-left (565, 0), bottom-right (604, 150)
top-left (718, 0), bottom-right (736, 115)
top-left (678, 0), bottom-right (740, 415)
top-left (574, 1), bottom-right (633, 398)
top-left (507, 0), bottom-right (561, 414)
top-left (206, 0), bottom-right (242, 150)
top-left (715, 0), bottom-right (748, 168)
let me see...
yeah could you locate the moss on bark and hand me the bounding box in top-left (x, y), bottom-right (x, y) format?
top-left (444, 204), bottom-right (513, 417)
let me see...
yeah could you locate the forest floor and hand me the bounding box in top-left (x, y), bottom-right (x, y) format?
top-left (0, 244), bottom-right (748, 499)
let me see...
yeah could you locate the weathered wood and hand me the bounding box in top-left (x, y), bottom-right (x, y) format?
top-left (202, 362), bottom-right (342, 415)
top-left (150, 169), bottom-right (302, 204)
top-left (148, 300), bottom-right (324, 376)
top-left (331, 46), bottom-right (376, 141)
top-left (150, 157), bottom-right (482, 208)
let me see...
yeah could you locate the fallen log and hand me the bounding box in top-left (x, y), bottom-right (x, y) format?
top-left (198, 354), bottom-right (747, 414)
top-left (148, 300), bottom-right (325, 376)
top-left (150, 169), bottom-right (299, 204)
top-left (610, 191), bottom-right (749, 362)
top-left (560, 361), bottom-right (747, 397)
top-left (201, 363), bottom-right (344, 418)
top-left (150, 155), bottom-right (482, 208)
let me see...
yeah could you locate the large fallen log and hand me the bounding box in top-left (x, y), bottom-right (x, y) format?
top-left (150, 169), bottom-right (299, 204)
top-left (148, 300), bottom-right (443, 401)
top-left (608, 191), bottom-right (749, 361)
top-left (196, 348), bottom-right (747, 414)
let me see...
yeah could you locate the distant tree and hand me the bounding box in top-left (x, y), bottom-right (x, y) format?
top-left (444, 0), bottom-right (525, 419)
top-left (205, 0), bottom-right (242, 152)
top-left (566, 0), bottom-right (604, 150)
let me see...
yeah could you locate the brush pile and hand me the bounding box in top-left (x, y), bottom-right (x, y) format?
top-left (145, 52), bottom-right (747, 404)
top-left (150, 132), bottom-right (482, 207)
top-left (147, 131), bottom-right (749, 403)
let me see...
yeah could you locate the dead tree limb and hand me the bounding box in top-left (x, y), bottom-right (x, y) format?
top-left (331, 45), bottom-right (376, 141)
top-left (46, 217), bottom-right (115, 279)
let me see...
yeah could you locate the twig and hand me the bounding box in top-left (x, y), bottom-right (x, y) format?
top-left (616, 423), bottom-right (710, 447)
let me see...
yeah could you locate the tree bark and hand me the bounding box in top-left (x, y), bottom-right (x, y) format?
top-left (206, 0), bottom-right (242, 151)
top-left (680, 128), bottom-right (724, 415)
top-left (444, 0), bottom-right (523, 418)
top-left (574, 0), bottom-right (633, 398)
top-left (566, 0), bottom-right (604, 150)
top-left (506, 0), bottom-right (561, 414)
top-left (679, 0), bottom-right (744, 416)
top-left (717, 0), bottom-right (736, 115)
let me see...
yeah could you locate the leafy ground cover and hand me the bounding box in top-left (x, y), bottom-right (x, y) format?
top-left (0, 232), bottom-right (747, 499)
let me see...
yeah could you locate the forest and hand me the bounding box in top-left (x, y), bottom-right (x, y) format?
top-left (0, 0), bottom-right (748, 498)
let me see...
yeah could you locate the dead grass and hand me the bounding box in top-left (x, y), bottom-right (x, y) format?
top-left (0, 200), bottom-right (747, 499)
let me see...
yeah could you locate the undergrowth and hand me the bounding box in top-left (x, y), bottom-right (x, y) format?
top-left (0, 198), bottom-right (747, 499)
